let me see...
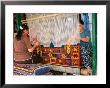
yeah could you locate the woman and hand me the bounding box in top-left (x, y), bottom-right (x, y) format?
top-left (14, 25), bottom-right (39, 64)
top-left (78, 20), bottom-right (92, 74)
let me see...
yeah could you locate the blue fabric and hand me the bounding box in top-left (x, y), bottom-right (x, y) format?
top-left (80, 30), bottom-right (92, 47)
top-left (83, 13), bottom-right (89, 31)
top-left (35, 67), bottom-right (50, 75)
top-left (82, 13), bottom-right (91, 43)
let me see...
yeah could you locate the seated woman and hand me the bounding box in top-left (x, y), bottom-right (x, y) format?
top-left (14, 25), bottom-right (39, 64)
top-left (78, 20), bottom-right (92, 75)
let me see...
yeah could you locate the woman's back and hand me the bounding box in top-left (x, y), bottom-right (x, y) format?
top-left (14, 36), bottom-right (32, 61)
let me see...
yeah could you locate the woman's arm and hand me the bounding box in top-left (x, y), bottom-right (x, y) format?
top-left (80, 36), bottom-right (89, 42)
top-left (28, 42), bottom-right (39, 52)
top-left (23, 36), bottom-right (40, 53)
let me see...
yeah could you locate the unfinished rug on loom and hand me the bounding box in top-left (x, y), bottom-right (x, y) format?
top-left (26, 13), bottom-right (80, 47)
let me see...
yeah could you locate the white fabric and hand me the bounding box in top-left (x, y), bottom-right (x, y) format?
top-left (26, 13), bottom-right (80, 47)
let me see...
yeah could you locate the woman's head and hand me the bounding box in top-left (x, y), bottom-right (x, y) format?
top-left (79, 20), bottom-right (84, 32)
top-left (15, 25), bottom-right (29, 40)
top-left (22, 28), bottom-right (29, 36)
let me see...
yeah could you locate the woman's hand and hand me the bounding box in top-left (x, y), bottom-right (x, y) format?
top-left (34, 41), bottom-right (40, 46)
top-left (31, 37), bottom-right (38, 45)
top-left (28, 41), bottom-right (40, 53)
top-left (75, 35), bottom-right (81, 41)
top-left (74, 34), bottom-right (81, 41)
